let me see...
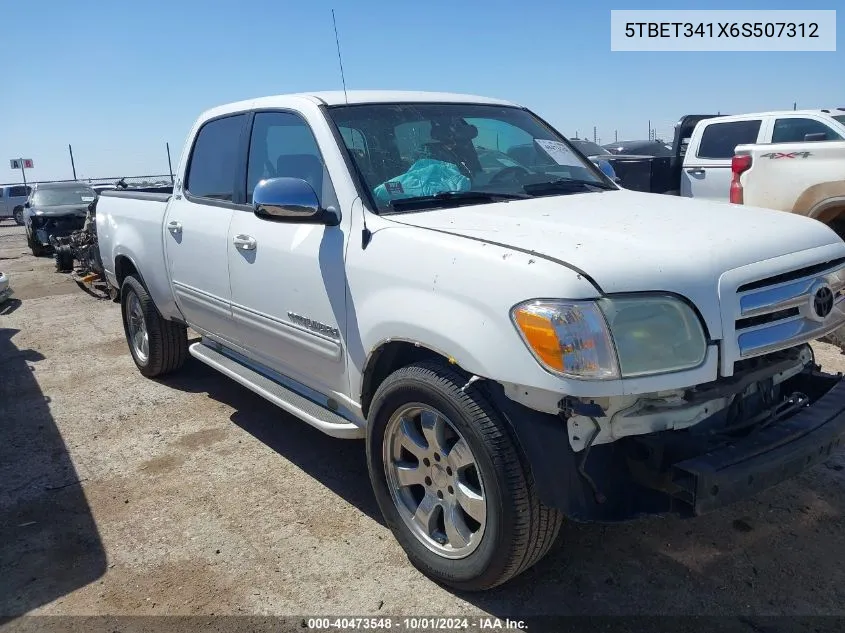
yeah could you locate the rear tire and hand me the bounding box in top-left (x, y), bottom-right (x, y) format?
top-left (366, 360), bottom-right (563, 591)
top-left (120, 274), bottom-right (188, 377)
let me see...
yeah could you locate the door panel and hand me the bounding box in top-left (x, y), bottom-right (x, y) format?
top-left (682, 118), bottom-right (763, 201)
top-left (165, 199), bottom-right (235, 337)
top-left (164, 113), bottom-right (246, 342)
top-left (228, 110), bottom-right (349, 398)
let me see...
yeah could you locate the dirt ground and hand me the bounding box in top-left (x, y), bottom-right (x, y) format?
top-left (2, 220), bottom-right (845, 624)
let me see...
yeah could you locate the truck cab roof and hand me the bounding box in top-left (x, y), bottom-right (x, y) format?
top-left (200, 91), bottom-right (521, 121)
top-left (708, 108), bottom-right (845, 123)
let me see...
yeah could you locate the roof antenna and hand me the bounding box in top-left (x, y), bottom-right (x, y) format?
top-left (331, 9), bottom-right (348, 105)
top-left (331, 10), bottom-right (370, 248)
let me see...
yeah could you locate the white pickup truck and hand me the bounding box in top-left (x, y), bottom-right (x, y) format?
top-left (730, 110), bottom-right (845, 227)
top-left (96, 91), bottom-right (845, 590)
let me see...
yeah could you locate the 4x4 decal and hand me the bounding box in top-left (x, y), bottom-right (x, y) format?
top-left (759, 151), bottom-right (813, 159)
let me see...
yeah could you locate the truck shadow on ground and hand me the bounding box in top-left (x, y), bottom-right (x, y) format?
top-left (159, 351), bottom-right (845, 618)
top-left (0, 298), bottom-right (22, 316)
top-left (456, 461), bottom-right (845, 619)
top-left (157, 353), bottom-right (382, 523)
top-left (0, 328), bottom-right (107, 619)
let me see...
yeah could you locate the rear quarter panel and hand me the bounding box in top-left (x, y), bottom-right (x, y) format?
top-left (737, 141), bottom-right (845, 215)
top-left (96, 194), bottom-right (183, 320)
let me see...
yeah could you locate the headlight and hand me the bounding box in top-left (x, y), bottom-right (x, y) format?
top-left (511, 296), bottom-right (707, 380)
top-left (511, 300), bottom-right (619, 379)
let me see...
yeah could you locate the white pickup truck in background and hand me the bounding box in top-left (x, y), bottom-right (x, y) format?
top-left (731, 113), bottom-right (845, 228)
top-left (95, 91), bottom-right (845, 590)
top-left (683, 108), bottom-right (845, 202)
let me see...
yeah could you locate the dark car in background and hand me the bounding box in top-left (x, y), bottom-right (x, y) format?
top-left (603, 139), bottom-right (673, 157)
top-left (23, 182), bottom-right (96, 256)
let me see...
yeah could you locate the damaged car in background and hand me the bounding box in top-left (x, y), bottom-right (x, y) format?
top-left (23, 182), bottom-right (97, 257)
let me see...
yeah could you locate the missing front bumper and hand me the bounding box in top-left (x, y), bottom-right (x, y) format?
top-left (32, 215), bottom-right (86, 246)
top-left (670, 371), bottom-right (845, 516)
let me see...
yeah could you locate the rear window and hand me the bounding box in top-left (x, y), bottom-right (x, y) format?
top-left (772, 117), bottom-right (843, 143)
top-left (834, 115), bottom-right (845, 126)
top-left (696, 120), bottom-right (762, 159)
top-left (185, 114), bottom-right (247, 201)
top-left (8, 186), bottom-right (30, 197)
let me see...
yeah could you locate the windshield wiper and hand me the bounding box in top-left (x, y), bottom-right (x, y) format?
top-left (387, 190), bottom-right (529, 212)
top-left (523, 178), bottom-right (616, 196)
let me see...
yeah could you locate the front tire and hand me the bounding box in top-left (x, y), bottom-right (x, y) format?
top-left (30, 237), bottom-right (46, 257)
top-left (55, 245), bottom-right (74, 272)
top-left (120, 274), bottom-right (188, 377)
top-left (366, 361), bottom-right (563, 591)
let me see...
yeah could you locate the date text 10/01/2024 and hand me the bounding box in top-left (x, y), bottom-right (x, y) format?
top-left (306, 617), bottom-right (528, 630)
top-left (624, 22), bottom-right (819, 38)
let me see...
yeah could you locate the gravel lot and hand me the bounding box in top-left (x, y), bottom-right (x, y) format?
top-left (3, 220), bottom-right (845, 622)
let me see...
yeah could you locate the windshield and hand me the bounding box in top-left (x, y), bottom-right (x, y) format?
top-left (833, 115), bottom-right (845, 126)
top-left (569, 139), bottom-right (610, 156)
top-left (327, 103), bottom-right (610, 211)
top-left (31, 186), bottom-right (96, 207)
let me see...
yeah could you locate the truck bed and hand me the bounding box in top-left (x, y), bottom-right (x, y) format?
top-left (96, 188), bottom-right (182, 321)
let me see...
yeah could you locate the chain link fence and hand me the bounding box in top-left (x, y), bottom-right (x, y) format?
top-left (0, 174), bottom-right (174, 188)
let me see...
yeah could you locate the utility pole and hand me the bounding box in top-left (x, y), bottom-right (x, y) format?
top-left (593, 126), bottom-right (597, 142)
top-left (68, 144), bottom-right (77, 180)
top-left (793, 101), bottom-right (797, 110)
top-left (615, 130), bottom-right (618, 142)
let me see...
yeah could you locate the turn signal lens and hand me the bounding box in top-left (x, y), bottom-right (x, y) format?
top-left (511, 301), bottom-right (619, 379)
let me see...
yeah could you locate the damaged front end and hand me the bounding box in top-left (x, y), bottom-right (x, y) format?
top-left (30, 211), bottom-right (87, 250)
top-left (489, 343), bottom-right (845, 522)
top-left (51, 200), bottom-right (104, 276)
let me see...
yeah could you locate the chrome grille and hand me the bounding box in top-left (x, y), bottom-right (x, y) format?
top-left (735, 262), bottom-right (845, 359)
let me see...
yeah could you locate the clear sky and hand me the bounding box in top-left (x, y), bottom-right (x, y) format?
top-left (1, 0), bottom-right (842, 183)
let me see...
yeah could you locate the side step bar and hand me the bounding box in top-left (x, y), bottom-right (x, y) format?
top-left (189, 342), bottom-right (364, 439)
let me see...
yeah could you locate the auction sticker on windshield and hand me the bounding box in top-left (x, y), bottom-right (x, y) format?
top-left (535, 140), bottom-right (582, 166)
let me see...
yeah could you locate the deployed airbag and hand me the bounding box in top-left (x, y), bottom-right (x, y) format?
top-left (374, 159), bottom-right (470, 205)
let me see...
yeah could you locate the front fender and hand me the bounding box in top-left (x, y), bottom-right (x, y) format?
top-left (345, 223), bottom-right (601, 402)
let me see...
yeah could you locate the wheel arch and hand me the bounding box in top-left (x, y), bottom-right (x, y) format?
top-left (360, 339), bottom-right (469, 419)
top-left (114, 254), bottom-right (145, 292)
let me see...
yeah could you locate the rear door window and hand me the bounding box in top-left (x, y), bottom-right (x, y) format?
top-left (185, 114), bottom-right (247, 201)
top-left (772, 117), bottom-right (843, 143)
top-left (8, 186), bottom-right (29, 197)
top-left (696, 120), bottom-right (762, 159)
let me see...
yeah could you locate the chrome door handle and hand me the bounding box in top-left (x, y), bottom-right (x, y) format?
top-left (686, 168), bottom-right (705, 175)
top-left (233, 234), bottom-right (257, 250)
top-left (168, 220), bottom-right (182, 233)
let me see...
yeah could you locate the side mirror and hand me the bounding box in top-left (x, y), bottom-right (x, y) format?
top-left (24, 201), bottom-right (31, 208)
top-left (252, 177), bottom-right (337, 225)
top-left (804, 132), bottom-right (827, 142)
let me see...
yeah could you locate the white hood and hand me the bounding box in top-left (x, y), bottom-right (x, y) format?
top-left (390, 189), bottom-right (844, 338)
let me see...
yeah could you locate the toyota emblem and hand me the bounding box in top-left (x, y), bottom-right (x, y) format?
top-left (813, 286), bottom-right (835, 320)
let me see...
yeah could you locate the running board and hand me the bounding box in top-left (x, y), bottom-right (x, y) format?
top-left (189, 342), bottom-right (364, 439)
